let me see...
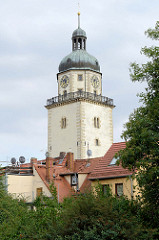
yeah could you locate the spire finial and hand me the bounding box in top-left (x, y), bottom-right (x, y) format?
top-left (78, 2), bottom-right (80, 28)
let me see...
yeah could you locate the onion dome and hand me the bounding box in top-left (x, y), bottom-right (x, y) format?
top-left (59, 50), bottom-right (100, 72)
top-left (58, 12), bottom-right (100, 73)
top-left (72, 27), bottom-right (87, 38)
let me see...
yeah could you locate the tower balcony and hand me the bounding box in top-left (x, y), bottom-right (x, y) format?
top-left (46, 91), bottom-right (114, 107)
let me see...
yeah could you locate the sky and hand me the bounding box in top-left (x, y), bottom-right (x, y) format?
top-left (0, 0), bottom-right (158, 165)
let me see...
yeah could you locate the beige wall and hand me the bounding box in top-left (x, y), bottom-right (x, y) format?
top-left (91, 177), bottom-right (139, 200)
top-left (64, 174), bottom-right (87, 189)
top-left (7, 175), bottom-right (34, 202)
top-left (7, 166), bottom-right (52, 203)
top-left (64, 175), bottom-right (71, 185)
top-left (32, 166), bottom-right (52, 199)
top-left (78, 173), bottom-right (87, 188)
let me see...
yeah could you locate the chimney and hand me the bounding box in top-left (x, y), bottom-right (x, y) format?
top-left (46, 157), bottom-right (54, 182)
top-left (66, 152), bottom-right (74, 171)
top-left (30, 158), bottom-right (37, 167)
top-left (59, 152), bottom-right (66, 159)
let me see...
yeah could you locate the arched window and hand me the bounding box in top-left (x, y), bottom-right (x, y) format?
top-left (83, 39), bottom-right (86, 49)
top-left (63, 90), bottom-right (67, 97)
top-left (73, 39), bottom-right (76, 49)
top-left (61, 117), bottom-right (67, 129)
top-left (94, 117), bottom-right (100, 128)
top-left (95, 139), bottom-right (99, 146)
top-left (78, 38), bottom-right (82, 49)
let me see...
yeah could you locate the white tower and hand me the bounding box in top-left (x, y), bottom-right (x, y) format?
top-left (46, 13), bottom-right (114, 159)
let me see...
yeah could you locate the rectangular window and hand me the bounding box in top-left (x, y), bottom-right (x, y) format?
top-left (36, 187), bottom-right (42, 197)
top-left (61, 117), bottom-right (66, 129)
top-left (78, 74), bottom-right (83, 81)
top-left (115, 183), bottom-right (123, 197)
top-left (94, 117), bottom-right (96, 128)
top-left (102, 184), bottom-right (110, 196)
top-left (97, 118), bottom-right (99, 128)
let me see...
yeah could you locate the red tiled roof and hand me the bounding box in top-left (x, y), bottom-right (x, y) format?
top-left (17, 142), bottom-right (132, 201)
top-left (89, 142), bottom-right (133, 180)
top-left (34, 163), bottom-right (73, 202)
top-left (74, 157), bottom-right (101, 174)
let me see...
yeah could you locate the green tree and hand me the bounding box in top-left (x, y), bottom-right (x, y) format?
top-left (117, 21), bottom-right (159, 227)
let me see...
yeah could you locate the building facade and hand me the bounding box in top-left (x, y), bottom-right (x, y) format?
top-left (46, 13), bottom-right (114, 159)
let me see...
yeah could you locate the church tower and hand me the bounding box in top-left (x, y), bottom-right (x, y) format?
top-left (46, 13), bottom-right (114, 159)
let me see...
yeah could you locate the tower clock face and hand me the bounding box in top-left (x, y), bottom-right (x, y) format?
top-left (60, 75), bottom-right (69, 88)
top-left (91, 75), bottom-right (99, 88)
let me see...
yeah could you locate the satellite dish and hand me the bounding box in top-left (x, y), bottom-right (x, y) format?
top-left (11, 157), bottom-right (16, 164)
top-left (87, 149), bottom-right (92, 157)
top-left (19, 156), bottom-right (25, 164)
top-left (45, 152), bottom-right (49, 158)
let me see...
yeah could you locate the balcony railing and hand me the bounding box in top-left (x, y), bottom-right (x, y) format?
top-left (46, 91), bottom-right (114, 107)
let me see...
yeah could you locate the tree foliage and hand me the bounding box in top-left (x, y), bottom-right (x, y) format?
top-left (0, 180), bottom-right (158, 239)
top-left (117, 21), bottom-right (159, 226)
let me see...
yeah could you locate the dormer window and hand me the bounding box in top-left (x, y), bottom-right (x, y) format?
top-left (71, 174), bottom-right (78, 186)
top-left (109, 157), bottom-right (119, 165)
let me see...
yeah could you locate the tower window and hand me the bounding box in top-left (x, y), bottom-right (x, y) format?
top-left (63, 90), bottom-right (67, 96)
top-left (73, 39), bottom-right (76, 49)
top-left (61, 117), bottom-right (66, 129)
top-left (83, 39), bottom-right (86, 49)
top-left (95, 139), bottom-right (99, 146)
top-left (78, 38), bottom-right (82, 49)
top-left (94, 117), bottom-right (100, 128)
top-left (78, 75), bottom-right (83, 81)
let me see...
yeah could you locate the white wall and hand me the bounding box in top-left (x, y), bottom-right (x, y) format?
top-left (48, 102), bottom-right (79, 158)
top-left (80, 101), bottom-right (113, 159)
top-left (58, 70), bottom-right (102, 95)
top-left (48, 100), bottom-right (113, 159)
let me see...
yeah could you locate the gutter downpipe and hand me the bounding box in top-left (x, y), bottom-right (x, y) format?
top-left (130, 175), bottom-right (133, 200)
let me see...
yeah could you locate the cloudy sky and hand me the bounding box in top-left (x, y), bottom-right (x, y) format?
top-left (0, 0), bottom-right (158, 165)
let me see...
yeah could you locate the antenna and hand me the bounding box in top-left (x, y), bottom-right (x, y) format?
top-left (19, 156), bottom-right (25, 164)
top-left (78, 2), bottom-right (80, 28)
